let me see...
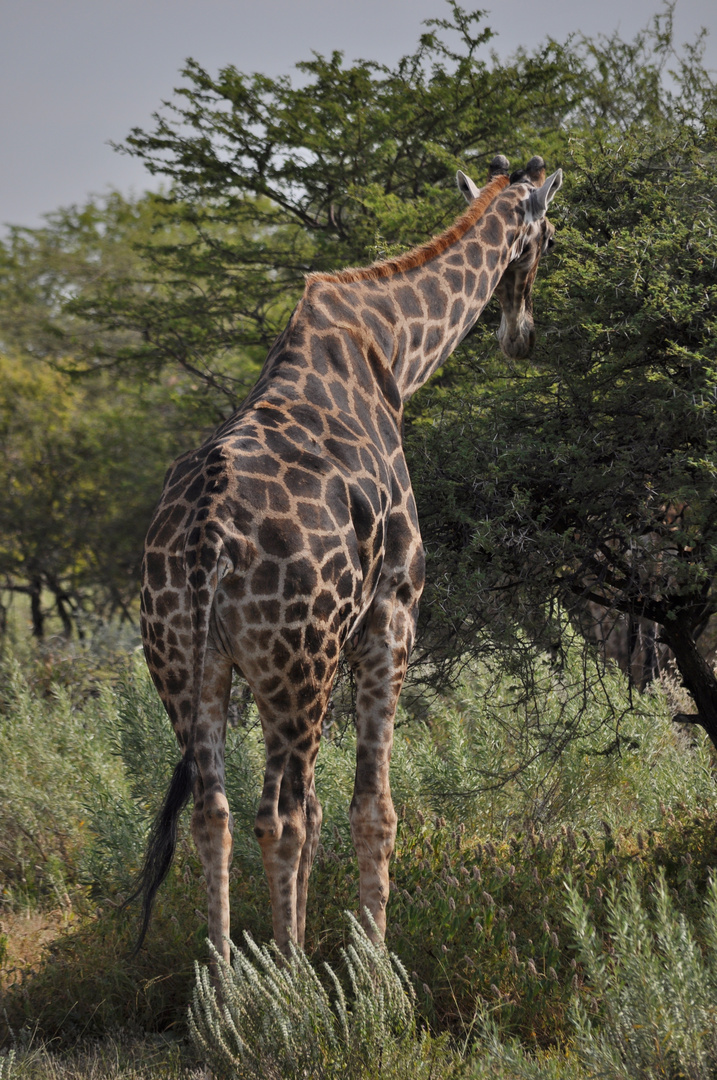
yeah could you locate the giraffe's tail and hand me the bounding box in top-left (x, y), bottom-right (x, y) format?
top-left (123, 752), bottom-right (198, 957)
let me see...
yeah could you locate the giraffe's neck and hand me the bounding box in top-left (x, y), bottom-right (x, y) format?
top-left (305, 179), bottom-right (522, 402)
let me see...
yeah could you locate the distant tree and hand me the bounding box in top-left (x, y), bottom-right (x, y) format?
top-left (0, 192), bottom-right (244, 635)
top-left (0, 189), bottom-right (262, 420)
top-left (0, 177), bottom-right (287, 636)
top-left (0, 193), bottom-right (155, 367)
top-left (0, 353), bottom-right (196, 637)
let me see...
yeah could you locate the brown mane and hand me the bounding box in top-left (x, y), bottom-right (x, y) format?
top-left (306, 173), bottom-right (510, 285)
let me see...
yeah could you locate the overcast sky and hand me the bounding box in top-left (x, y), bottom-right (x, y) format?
top-left (1, 0), bottom-right (715, 232)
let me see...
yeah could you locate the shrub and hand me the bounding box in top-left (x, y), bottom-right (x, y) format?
top-left (462, 865), bottom-right (717, 1080)
top-left (4, 646), bottom-right (717, 1049)
top-left (0, 657), bottom-right (126, 908)
top-left (567, 869), bottom-right (717, 1080)
top-left (189, 913), bottom-right (454, 1080)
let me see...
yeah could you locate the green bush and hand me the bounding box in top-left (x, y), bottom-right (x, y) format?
top-left (567, 869), bottom-right (717, 1080)
top-left (461, 867), bottom-right (717, 1080)
top-left (189, 913), bottom-right (454, 1080)
top-left (3, 644), bottom-right (717, 1050)
top-left (0, 657), bottom-right (126, 907)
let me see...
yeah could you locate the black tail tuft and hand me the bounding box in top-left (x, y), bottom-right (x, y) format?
top-left (123, 753), bottom-right (197, 957)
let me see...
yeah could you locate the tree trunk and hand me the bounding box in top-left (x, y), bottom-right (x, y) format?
top-left (29, 576), bottom-right (44, 639)
top-left (54, 592), bottom-right (74, 639)
top-left (660, 615), bottom-right (717, 750)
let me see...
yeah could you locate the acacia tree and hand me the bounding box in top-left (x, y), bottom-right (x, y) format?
top-left (89, 1), bottom-right (691, 413)
top-left (410, 87), bottom-right (717, 741)
top-left (79, 2), bottom-right (578, 408)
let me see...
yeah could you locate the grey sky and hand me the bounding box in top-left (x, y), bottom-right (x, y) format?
top-left (1, 0), bottom-right (714, 231)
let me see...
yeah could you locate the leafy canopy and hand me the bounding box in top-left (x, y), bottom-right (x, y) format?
top-left (4, 2), bottom-right (717, 749)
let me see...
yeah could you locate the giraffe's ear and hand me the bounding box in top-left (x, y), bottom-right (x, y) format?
top-left (456, 170), bottom-right (481, 204)
top-left (524, 169), bottom-right (563, 223)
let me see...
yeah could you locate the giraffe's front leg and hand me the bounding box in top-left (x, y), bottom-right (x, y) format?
top-left (253, 749), bottom-right (322, 953)
top-left (251, 669), bottom-right (331, 954)
top-left (348, 577), bottom-right (420, 941)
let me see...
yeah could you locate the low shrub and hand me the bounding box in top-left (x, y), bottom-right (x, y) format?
top-left (189, 913), bottom-right (455, 1080)
top-left (462, 867), bottom-right (717, 1080)
top-left (567, 869), bottom-right (717, 1080)
top-left (0, 658), bottom-right (126, 908)
top-left (3, 645), bottom-right (717, 1051)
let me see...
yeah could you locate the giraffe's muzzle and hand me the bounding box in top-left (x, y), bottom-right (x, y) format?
top-left (497, 309), bottom-right (536, 360)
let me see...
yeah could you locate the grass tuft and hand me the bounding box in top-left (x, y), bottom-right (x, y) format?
top-left (189, 912), bottom-right (453, 1079)
top-left (566, 868), bottom-right (717, 1079)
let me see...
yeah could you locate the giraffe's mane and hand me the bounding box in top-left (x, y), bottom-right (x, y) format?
top-left (306, 174), bottom-right (511, 286)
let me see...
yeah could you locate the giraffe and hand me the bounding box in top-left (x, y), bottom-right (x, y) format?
top-left (131, 154), bottom-right (563, 961)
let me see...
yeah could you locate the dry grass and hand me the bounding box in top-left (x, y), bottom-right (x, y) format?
top-left (0, 1034), bottom-right (198, 1079)
top-left (0, 906), bottom-right (70, 992)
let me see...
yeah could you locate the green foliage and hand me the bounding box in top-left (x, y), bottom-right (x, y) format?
top-left (384, 801), bottom-right (717, 1042)
top-left (0, 656), bottom-right (126, 906)
top-left (567, 869), bottom-right (717, 1080)
top-left (324, 649), bottom-right (717, 841)
top-left (81, 3), bottom-right (582, 407)
top-left (0, 193), bottom-right (260, 636)
top-left (189, 914), bottom-right (451, 1079)
top-left (408, 72), bottom-right (717, 722)
top-left (463, 1035), bottom-right (580, 1080)
top-left (466, 868), bottom-right (717, 1078)
top-left (3, 646), bottom-right (716, 1050)
top-left (0, 187), bottom-right (263, 634)
top-left (0, 353), bottom-right (202, 634)
top-left (0, 189), bottom-right (260, 408)
top-left (0, 192), bottom-right (153, 367)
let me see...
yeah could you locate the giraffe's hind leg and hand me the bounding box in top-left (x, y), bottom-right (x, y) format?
top-left (295, 773), bottom-right (322, 945)
top-left (188, 647), bottom-right (235, 964)
top-left (254, 752), bottom-right (323, 954)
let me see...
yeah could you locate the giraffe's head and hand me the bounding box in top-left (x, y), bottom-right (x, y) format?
top-left (457, 155), bottom-right (562, 360)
